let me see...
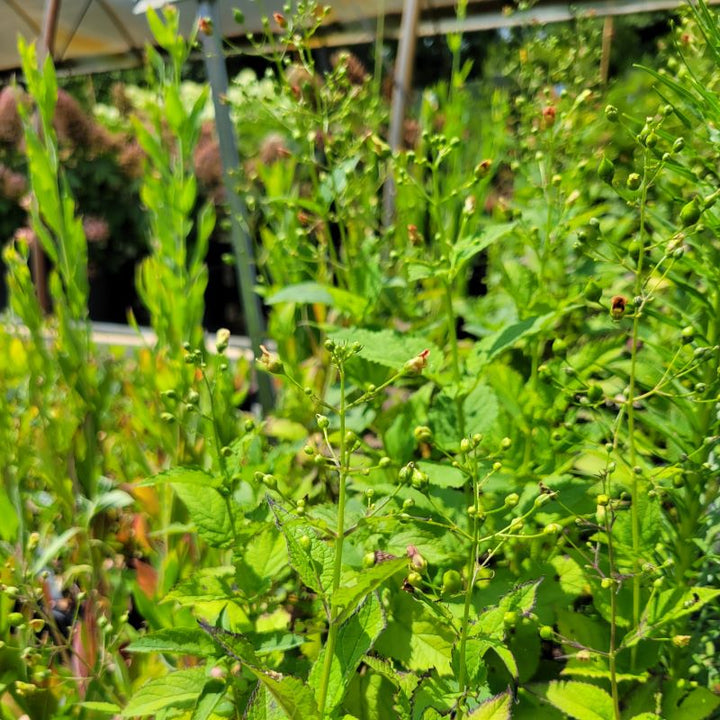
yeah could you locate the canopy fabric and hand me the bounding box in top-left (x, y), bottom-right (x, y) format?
top-left (0, 0), bottom-right (695, 75)
top-left (0, 0), bottom-right (418, 73)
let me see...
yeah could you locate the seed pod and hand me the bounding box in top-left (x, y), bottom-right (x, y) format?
top-left (442, 569), bottom-right (463, 594)
top-left (680, 197), bottom-right (703, 227)
top-left (598, 155), bottom-right (615, 185)
top-left (604, 105), bottom-right (619, 121)
top-left (583, 279), bottom-right (602, 303)
top-left (626, 173), bottom-right (641, 191)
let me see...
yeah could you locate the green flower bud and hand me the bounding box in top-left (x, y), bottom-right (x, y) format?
top-left (539, 625), bottom-right (554, 640)
top-left (442, 569), bottom-right (463, 594)
top-left (680, 197), bottom-right (703, 227)
top-left (604, 105), bottom-right (618, 121)
top-left (598, 155), bottom-right (615, 185)
top-left (583, 279), bottom-right (602, 303)
top-left (316, 414), bottom-right (330, 430)
top-left (504, 493), bottom-right (519, 508)
top-left (414, 426), bottom-right (433, 443)
top-left (626, 173), bottom-right (641, 191)
top-left (363, 551), bottom-right (376, 568)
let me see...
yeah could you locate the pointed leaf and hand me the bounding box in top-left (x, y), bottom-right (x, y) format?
top-left (309, 595), bottom-right (385, 713)
top-left (468, 690), bottom-right (513, 719)
top-left (173, 483), bottom-right (233, 548)
top-left (126, 627), bottom-right (219, 657)
top-left (375, 592), bottom-right (454, 675)
top-left (122, 668), bottom-right (207, 717)
top-left (545, 681), bottom-right (615, 720)
top-left (332, 559), bottom-right (406, 625)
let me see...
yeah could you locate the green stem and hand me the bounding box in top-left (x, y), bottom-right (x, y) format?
top-left (456, 454), bottom-right (480, 716)
top-left (317, 368), bottom-right (348, 717)
top-left (627, 157), bottom-right (649, 669)
top-left (443, 278), bottom-right (465, 437)
top-left (606, 505), bottom-right (621, 720)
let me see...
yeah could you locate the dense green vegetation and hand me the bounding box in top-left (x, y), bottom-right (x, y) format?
top-left (1, 2), bottom-right (719, 718)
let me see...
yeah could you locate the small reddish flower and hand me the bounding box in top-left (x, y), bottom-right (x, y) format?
top-left (542, 105), bottom-right (556, 127)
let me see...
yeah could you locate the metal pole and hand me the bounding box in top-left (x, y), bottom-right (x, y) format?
top-left (382, 0), bottom-right (420, 228)
top-left (197, 0), bottom-right (274, 413)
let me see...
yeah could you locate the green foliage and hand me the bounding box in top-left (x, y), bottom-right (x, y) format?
top-left (3, 1), bottom-right (720, 719)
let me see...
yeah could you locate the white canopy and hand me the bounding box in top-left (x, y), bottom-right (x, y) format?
top-left (0, 0), bottom-right (695, 75)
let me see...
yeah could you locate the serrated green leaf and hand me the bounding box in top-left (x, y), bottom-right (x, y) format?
top-left (672, 687), bottom-right (720, 720)
top-left (122, 668), bottom-right (207, 717)
top-left (173, 483), bottom-right (233, 548)
top-left (78, 702), bottom-right (121, 713)
top-left (192, 680), bottom-right (225, 720)
top-left (138, 467), bottom-right (221, 489)
top-left (450, 222), bottom-right (516, 275)
top-left (375, 591), bottom-right (454, 675)
top-left (309, 595), bottom-right (385, 713)
top-left (246, 669), bottom-right (320, 720)
top-left (499, 578), bottom-right (543, 615)
top-left (266, 282), bottom-right (366, 317)
top-left (273, 510), bottom-right (333, 596)
top-left (332, 559), bottom-right (406, 624)
top-left (199, 621), bottom-right (260, 665)
top-left (126, 627), bottom-right (219, 657)
top-left (328, 327), bottom-right (441, 372)
top-left (545, 681), bottom-right (615, 720)
top-left (245, 683), bottom-right (285, 720)
top-left (468, 689), bottom-right (513, 719)
top-left (625, 587), bottom-right (720, 648)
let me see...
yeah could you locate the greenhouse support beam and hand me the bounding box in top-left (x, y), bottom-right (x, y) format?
top-left (382, 0), bottom-right (420, 227)
top-left (197, 0), bottom-right (274, 413)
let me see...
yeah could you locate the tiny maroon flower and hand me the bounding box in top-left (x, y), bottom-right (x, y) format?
top-left (404, 349), bottom-right (430, 374)
top-left (610, 295), bottom-right (627, 320)
top-left (197, 16), bottom-right (213, 35)
top-left (407, 224), bottom-right (422, 245)
top-left (542, 105), bottom-right (556, 127)
top-left (258, 345), bottom-right (284, 374)
top-left (273, 12), bottom-right (287, 28)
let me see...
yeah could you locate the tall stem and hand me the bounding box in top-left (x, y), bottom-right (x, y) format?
top-left (627, 157), bottom-right (649, 669)
top-left (443, 279), bottom-right (465, 437)
top-left (456, 455), bottom-right (480, 718)
top-left (317, 368), bottom-right (348, 717)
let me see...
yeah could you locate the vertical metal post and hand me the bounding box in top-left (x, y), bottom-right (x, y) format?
top-left (197, 0), bottom-right (274, 412)
top-left (382, 0), bottom-right (421, 228)
top-left (600, 15), bottom-right (614, 86)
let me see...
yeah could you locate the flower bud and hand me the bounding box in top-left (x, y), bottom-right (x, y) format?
top-left (258, 345), bottom-right (284, 374)
top-left (583, 280), bottom-right (602, 302)
top-left (215, 328), bottom-right (231, 353)
top-left (598, 155), bottom-right (615, 185)
top-left (407, 545), bottom-right (427, 572)
top-left (414, 426), bottom-right (433, 443)
top-left (316, 414), bottom-right (330, 430)
top-left (504, 493), bottom-right (519, 508)
top-left (404, 349), bottom-right (430, 374)
top-left (680, 197), bottom-right (703, 227)
top-left (605, 105), bottom-right (619, 121)
top-left (626, 173), bottom-right (641, 191)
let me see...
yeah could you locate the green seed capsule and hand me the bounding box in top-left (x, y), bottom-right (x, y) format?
top-left (442, 569), bottom-right (463, 594)
top-left (680, 197), bottom-right (703, 227)
top-left (583, 280), bottom-right (602, 303)
top-left (598, 155), bottom-right (615, 185)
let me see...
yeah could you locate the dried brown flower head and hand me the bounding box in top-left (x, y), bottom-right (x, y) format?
top-left (0, 86), bottom-right (23, 145)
